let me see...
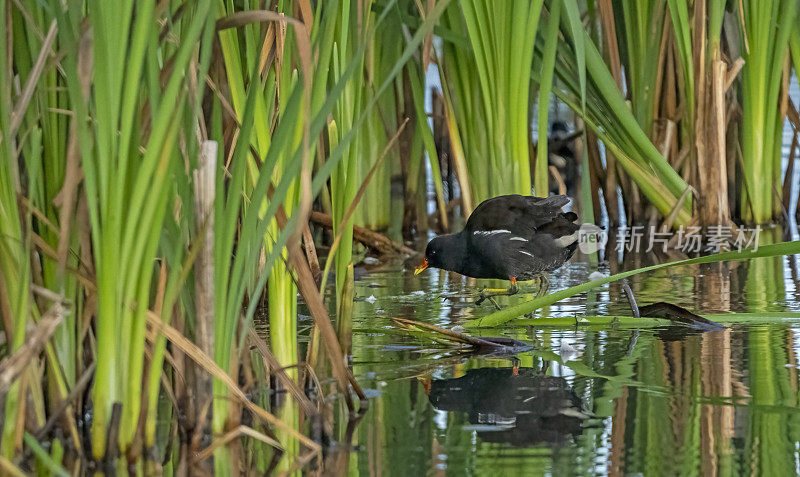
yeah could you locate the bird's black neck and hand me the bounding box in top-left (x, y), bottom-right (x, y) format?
top-left (433, 232), bottom-right (469, 274)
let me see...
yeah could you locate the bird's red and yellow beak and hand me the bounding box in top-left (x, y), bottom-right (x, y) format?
top-left (414, 258), bottom-right (428, 275)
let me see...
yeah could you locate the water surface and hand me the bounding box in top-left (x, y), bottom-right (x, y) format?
top-left (333, 251), bottom-right (800, 476)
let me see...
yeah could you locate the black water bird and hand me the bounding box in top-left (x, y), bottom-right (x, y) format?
top-left (414, 194), bottom-right (580, 307)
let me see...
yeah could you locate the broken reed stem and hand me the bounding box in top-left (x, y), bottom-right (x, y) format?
top-left (192, 140), bottom-right (217, 438)
top-left (301, 225), bottom-right (322, 287)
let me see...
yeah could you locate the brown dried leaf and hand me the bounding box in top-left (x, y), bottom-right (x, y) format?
top-left (0, 303), bottom-right (65, 393)
top-left (9, 20), bottom-right (57, 137)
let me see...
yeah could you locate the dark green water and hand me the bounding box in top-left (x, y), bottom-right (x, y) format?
top-left (330, 251), bottom-right (800, 476)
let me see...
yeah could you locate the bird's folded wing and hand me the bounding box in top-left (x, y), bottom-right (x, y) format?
top-left (465, 194), bottom-right (571, 238)
top-left (465, 229), bottom-right (538, 270)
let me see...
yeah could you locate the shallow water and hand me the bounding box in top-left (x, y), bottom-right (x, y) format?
top-left (326, 249), bottom-right (800, 476)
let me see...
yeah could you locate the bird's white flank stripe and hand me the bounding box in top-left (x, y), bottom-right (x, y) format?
top-left (473, 229), bottom-right (511, 236)
top-left (554, 232), bottom-right (579, 247)
top-left (509, 236), bottom-right (527, 242)
top-left (519, 250), bottom-right (534, 257)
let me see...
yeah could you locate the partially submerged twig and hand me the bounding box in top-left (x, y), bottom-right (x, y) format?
top-left (390, 317), bottom-right (533, 354)
top-left (310, 211), bottom-right (416, 256)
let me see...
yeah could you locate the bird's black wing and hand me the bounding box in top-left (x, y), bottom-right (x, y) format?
top-left (465, 194), bottom-right (571, 238)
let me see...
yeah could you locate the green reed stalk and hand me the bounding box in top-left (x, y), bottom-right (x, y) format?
top-left (0, 3), bottom-right (33, 458)
top-left (355, 18), bottom-right (402, 230)
top-left (535, 0), bottom-right (561, 197)
top-left (619, 1), bottom-right (667, 137)
top-left (440, 5), bottom-right (489, 203)
top-left (456, 0), bottom-right (543, 201)
top-left (330, 0), bottom-right (372, 307)
top-left (143, 5), bottom-right (216, 450)
top-left (438, 60), bottom-right (474, 215)
top-left (541, 26), bottom-right (691, 223)
top-left (535, 0), bottom-right (586, 198)
top-left (666, 0), bottom-right (695, 130)
top-left (337, 264), bottom-right (355, 356)
top-left (740, 0), bottom-right (798, 222)
top-left (49, 0), bottom-right (215, 457)
top-left (215, 2), bottom-right (306, 469)
top-left (407, 58), bottom-right (449, 229)
top-left (2, 2), bottom-right (74, 457)
top-left (270, 3), bottom-right (303, 469)
top-left (357, 105), bottom-right (392, 229)
top-left (12, 10), bottom-right (79, 397)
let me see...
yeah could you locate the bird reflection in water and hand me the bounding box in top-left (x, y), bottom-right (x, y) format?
top-left (426, 367), bottom-right (590, 446)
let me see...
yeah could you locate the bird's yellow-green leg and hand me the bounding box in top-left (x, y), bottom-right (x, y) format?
top-left (476, 277), bottom-right (519, 309)
top-left (522, 275), bottom-right (551, 319)
top-left (535, 274), bottom-right (550, 298)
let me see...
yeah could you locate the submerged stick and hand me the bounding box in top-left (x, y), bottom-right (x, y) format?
top-left (637, 303), bottom-right (726, 330)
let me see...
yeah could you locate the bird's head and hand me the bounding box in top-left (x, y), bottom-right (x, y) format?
top-left (414, 234), bottom-right (460, 275)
